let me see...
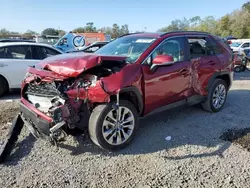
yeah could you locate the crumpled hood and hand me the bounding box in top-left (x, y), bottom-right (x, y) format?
top-left (38, 53), bottom-right (127, 77)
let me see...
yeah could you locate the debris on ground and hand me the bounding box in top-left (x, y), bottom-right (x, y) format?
top-left (165, 136), bottom-right (172, 141)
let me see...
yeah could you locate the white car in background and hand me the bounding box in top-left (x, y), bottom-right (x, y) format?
top-left (0, 42), bottom-right (63, 96)
top-left (230, 41), bottom-right (250, 54)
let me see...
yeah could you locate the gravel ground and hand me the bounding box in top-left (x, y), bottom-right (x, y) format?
top-left (0, 72), bottom-right (250, 188)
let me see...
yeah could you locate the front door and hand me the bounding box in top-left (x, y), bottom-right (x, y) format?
top-left (142, 36), bottom-right (191, 115)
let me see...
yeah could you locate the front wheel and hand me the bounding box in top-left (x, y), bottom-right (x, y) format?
top-left (201, 79), bottom-right (228, 113)
top-left (88, 100), bottom-right (139, 150)
top-left (0, 76), bottom-right (8, 97)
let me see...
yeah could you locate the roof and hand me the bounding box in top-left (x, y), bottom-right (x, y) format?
top-left (120, 31), bottom-right (212, 38)
top-left (0, 42), bottom-right (56, 48)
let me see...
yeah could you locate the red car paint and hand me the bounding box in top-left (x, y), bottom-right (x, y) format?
top-left (39, 53), bottom-right (127, 77)
top-left (20, 31), bottom-right (233, 128)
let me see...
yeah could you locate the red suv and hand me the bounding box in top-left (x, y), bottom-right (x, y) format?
top-left (20, 31), bottom-right (233, 150)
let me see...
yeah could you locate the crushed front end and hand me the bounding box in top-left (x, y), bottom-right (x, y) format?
top-left (20, 67), bottom-right (110, 143)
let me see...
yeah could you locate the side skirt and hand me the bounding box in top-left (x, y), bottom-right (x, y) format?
top-left (143, 95), bottom-right (205, 118)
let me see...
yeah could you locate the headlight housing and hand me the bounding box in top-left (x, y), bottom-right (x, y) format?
top-left (24, 72), bottom-right (33, 80)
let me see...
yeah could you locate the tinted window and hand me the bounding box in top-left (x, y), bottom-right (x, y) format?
top-left (32, 46), bottom-right (60, 60)
top-left (242, 43), bottom-right (250, 48)
top-left (188, 37), bottom-right (222, 58)
top-left (0, 48), bottom-right (5, 58)
top-left (5, 46), bottom-right (32, 59)
top-left (145, 37), bottom-right (186, 65)
top-left (45, 47), bottom-right (61, 57)
top-left (84, 45), bottom-right (101, 53)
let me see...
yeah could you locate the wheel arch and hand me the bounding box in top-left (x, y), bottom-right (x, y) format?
top-left (110, 86), bottom-right (144, 116)
top-left (207, 71), bottom-right (232, 92)
top-left (0, 74), bottom-right (10, 90)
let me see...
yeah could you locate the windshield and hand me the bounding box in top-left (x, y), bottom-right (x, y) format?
top-left (230, 42), bottom-right (242, 47)
top-left (94, 36), bottom-right (157, 63)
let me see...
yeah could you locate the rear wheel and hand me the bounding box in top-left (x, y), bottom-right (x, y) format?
top-left (201, 79), bottom-right (228, 113)
top-left (0, 76), bottom-right (8, 97)
top-left (88, 100), bottom-right (139, 150)
top-left (234, 65), bottom-right (243, 72)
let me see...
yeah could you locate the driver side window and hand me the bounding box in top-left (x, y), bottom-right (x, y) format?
top-left (145, 37), bottom-right (185, 65)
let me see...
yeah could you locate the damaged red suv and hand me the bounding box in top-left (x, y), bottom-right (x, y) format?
top-left (20, 31), bottom-right (233, 150)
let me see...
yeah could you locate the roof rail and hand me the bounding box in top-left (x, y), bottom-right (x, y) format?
top-left (119, 32), bottom-right (146, 38)
top-left (160, 30), bottom-right (211, 37)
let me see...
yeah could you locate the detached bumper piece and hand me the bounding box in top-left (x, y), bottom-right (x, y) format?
top-left (20, 102), bottom-right (68, 147)
top-left (20, 102), bottom-right (51, 137)
top-left (0, 114), bottom-right (24, 163)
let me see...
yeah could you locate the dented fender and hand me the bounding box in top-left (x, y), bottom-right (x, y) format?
top-left (65, 80), bottom-right (110, 103)
top-left (101, 63), bottom-right (143, 95)
top-left (64, 64), bottom-right (143, 105)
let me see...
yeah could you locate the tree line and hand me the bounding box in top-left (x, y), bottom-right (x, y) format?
top-left (0, 22), bottom-right (129, 39)
top-left (1, 1), bottom-right (250, 39)
top-left (158, 1), bottom-right (250, 38)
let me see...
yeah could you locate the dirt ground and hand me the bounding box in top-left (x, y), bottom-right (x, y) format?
top-left (1, 72), bottom-right (250, 188)
top-left (0, 100), bottom-right (19, 141)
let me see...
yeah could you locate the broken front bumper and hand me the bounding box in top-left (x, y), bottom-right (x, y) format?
top-left (20, 98), bottom-right (52, 137)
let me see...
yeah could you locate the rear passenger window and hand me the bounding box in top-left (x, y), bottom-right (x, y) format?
top-left (32, 46), bottom-right (47, 60)
top-left (5, 46), bottom-right (32, 59)
top-left (32, 46), bottom-right (60, 60)
top-left (0, 48), bottom-right (5, 58)
top-left (188, 37), bottom-right (222, 59)
top-left (45, 47), bottom-right (61, 57)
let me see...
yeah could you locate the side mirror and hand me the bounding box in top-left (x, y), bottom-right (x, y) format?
top-left (150, 54), bottom-right (174, 71)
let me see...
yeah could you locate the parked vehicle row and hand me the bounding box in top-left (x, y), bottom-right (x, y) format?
top-left (0, 42), bottom-right (63, 96)
top-left (0, 40), bottom-right (109, 96)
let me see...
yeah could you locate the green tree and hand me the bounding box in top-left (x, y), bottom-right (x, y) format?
top-left (99, 26), bottom-right (112, 35)
top-left (189, 16), bottom-right (201, 28)
top-left (84, 22), bottom-right (97, 32)
top-left (0, 28), bottom-right (10, 35)
top-left (112, 24), bottom-right (120, 38)
top-left (158, 18), bottom-right (189, 32)
top-left (24, 30), bottom-right (38, 36)
top-left (72, 27), bottom-right (85, 33)
top-left (41, 28), bottom-right (59, 36)
top-left (242, 1), bottom-right (250, 13)
top-left (120, 24), bottom-right (129, 35)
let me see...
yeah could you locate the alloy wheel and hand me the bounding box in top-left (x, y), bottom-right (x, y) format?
top-left (102, 107), bottom-right (135, 146)
top-left (212, 84), bottom-right (226, 109)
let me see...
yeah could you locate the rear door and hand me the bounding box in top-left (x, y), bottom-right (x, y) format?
top-left (0, 45), bottom-right (39, 88)
top-left (186, 35), bottom-right (222, 96)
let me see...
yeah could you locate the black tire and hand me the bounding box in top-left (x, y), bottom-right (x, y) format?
top-left (242, 65), bottom-right (246, 72)
top-left (234, 66), bottom-right (242, 72)
top-left (201, 79), bottom-right (228, 113)
top-left (0, 76), bottom-right (8, 97)
top-left (88, 100), bottom-right (139, 150)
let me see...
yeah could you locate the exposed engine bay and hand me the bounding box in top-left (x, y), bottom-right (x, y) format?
top-left (22, 59), bottom-right (127, 136)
